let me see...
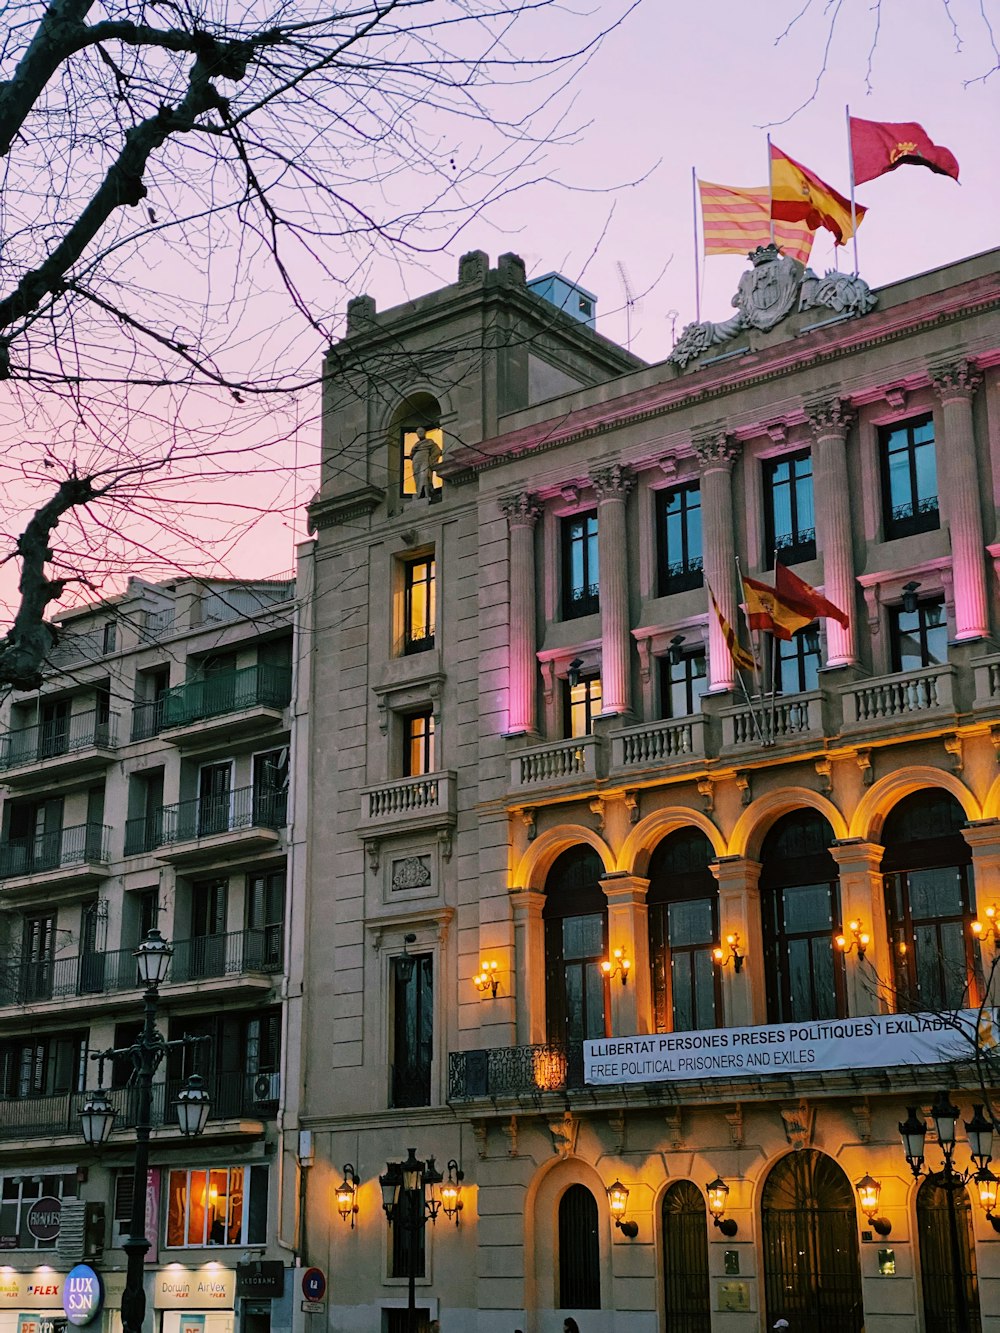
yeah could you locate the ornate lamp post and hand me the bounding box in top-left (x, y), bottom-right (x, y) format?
top-left (380, 1148), bottom-right (446, 1333)
top-left (80, 929), bottom-right (211, 1333)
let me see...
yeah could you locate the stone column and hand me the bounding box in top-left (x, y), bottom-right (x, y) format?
top-left (510, 886), bottom-right (546, 1044)
top-left (600, 872), bottom-right (651, 1036)
top-left (962, 820), bottom-right (1000, 1007)
top-left (500, 492), bottom-right (542, 735)
top-left (709, 856), bottom-right (765, 1027)
top-left (693, 432), bottom-right (741, 692)
top-left (590, 465), bottom-right (636, 716)
top-left (828, 840), bottom-right (888, 1017)
top-left (931, 360), bottom-right (988, 640)
top-left (806, 399), bottom-right (857, 666)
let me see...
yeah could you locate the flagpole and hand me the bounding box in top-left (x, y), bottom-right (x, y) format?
top-left (691, 166), bottom-right (702, 323)
top-left (767, 134), bottom-right (775, 245)
top-left (846, 103), bottom-right (859, 276)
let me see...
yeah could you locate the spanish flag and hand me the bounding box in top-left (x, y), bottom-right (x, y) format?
top-left (742, 575), bottom-right (813, 642)
top-left (769, 142), bottom-right (865, 245)
top-left (699, 180), bottom-right (815, 266)
top-left (708, 582), bottom-right (756, 671)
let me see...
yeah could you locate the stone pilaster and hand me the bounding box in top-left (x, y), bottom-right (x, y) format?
top-left (931, 360), bottom-right (988, 640)
top-left (806, 398), bottom-right (857, 665)
top-left (829, 840), bottom-right (888, 1017)
top-left (500, 492), bottom-right (542, 734)
top-left (510, 886), bottom-right (546, 1045)
top-left (591, 464), bottom-right (636, 715)
top-left (600, 872), bottom-right (651, 1036)
top-left (709, 856), bottom-right (765, 1026)
top-left (962, 819), bottom-right (1000, 1007)
top-left (693, 432), bottom-right (741, 692)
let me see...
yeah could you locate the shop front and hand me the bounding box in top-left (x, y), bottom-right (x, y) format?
top-left (153, 1267), bottom-right (236, 1333)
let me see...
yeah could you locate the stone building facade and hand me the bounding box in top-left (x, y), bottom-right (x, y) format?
top-left (300, 246), bottom-right (1000, 1333)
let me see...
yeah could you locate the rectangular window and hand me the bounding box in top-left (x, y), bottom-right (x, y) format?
top-left (0, 1171), bottom-right (77, 1251)
top-left (252, 748), bottom-right (288, 826)
top-left (650, 898), bottom-right (719, 1033)
top-left (248, 869), bottom-right (285, 969)
top-left (890, 597), bottom-right (948, 672)
top-left (21, 913), bottom-right (56, 1002)
top-left (564, 675), bottom-right (602, 738)
top-left (880, 415), bottom-right (939, 539)
top-left (198, 761), bottom-right (233, 836)
top-left (391, 953), bottom-right (433, 1108)
top-left (776, 624), bottom-right (821, 694)
top-left (403, 556), bottom-right (436, 654)
top-left (763, 451), bottom-right (815, 566)
top-left (0, 1031), bottom-right (86, 1098)
top-left (165, 1165), bottom-right (268, 1247)
top-left (38, 698), bottom-right (70, 759)
top-left (401, 426), bottom-right (444, 497)
top-left (102, 621), bottom-right (117, 655)
top-left (657, 483), bottom-right (703, 594)
top-left (561, 511), bottom-right (599, 619)
top-left (403, 710), bottom-right (435, 777)
top-left (660, 649), bottom-right (707, 718)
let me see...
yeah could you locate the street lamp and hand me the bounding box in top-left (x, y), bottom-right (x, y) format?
top-left (898, 1093), bottom-right (1000, 1333)
top-left (380, 1148), bottom-right (455, 1333)
top-left (80, 929), bottom-right (211, 1333)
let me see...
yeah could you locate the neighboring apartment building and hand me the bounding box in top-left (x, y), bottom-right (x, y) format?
top-left (0, 574), bottom-right (305, 1333)
top-left (300, 246), bottom-right (1000, 1333)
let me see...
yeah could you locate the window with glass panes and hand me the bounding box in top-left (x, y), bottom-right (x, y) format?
top-left (890, 596), bottom-right (947, 671)
top-left (657, 483), bottom-right (703, 594)
top-left (165, 1165), bottom-right (268, 1247)
top-left (543, 847), bottom-right (609, 1046)
top-left (403, 555), bottom-right (435, 653)
top-left (776, 624), bottom-right (820, 694)
top-left (647, 830), bottom-right (720, 1032)
top-left (403, 709), bottom-right (435, 776)
top-left (561, 511), bottom-right (599, 618)
top-left (391, 953), bottom-right (433, 1108)
top-left (763, 451), bottom-right (816, 566)
top-left (0, 1171), bottom-right (77, 1250)
top-left (880, 415), bottom-right (939, 539)
top-left (760, 811), bottom-right (845, 1024)
top-left (660, 648), bottom-right (708, 718)
top-left (564, 675), bottom-right (601, 738)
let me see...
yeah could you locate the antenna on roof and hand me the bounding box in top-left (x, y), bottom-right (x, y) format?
top-left (615, 261), bottom-right (639, 352)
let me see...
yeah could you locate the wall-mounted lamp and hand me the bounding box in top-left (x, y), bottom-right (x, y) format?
top-left (473, 961), bottom-right (500, 998)
top-left (668, 634), bottom-right (686, 666)
top-left (901, 580), bottom-right (921, 614)
top-left (972, 905), bottom-right (1000, 949)
top-left (396, 933), bottom-right (418, 984)
top-left (336, 1164), bottom-right (360, 1228)
top-left (440, 1159), bottom-right (464, 1226)
top-left (975, 1167), bottom-right (1000, 1233)
top-left (836, 919), bottom-right (870, 960)
top-left (705, 1176), bottom-right (738, 1236)
top-left (606, 1179), bottom-right (638, 1238)
top-left (712, 933), bottom-right (744, 974)
top-left (567, 657), bottom-right (584, 690)
top-left (601, 947), bottom-right (631, 986)
top-left (854, 1174), bottom-right (892, 1236)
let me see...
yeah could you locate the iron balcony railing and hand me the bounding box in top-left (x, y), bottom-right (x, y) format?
top-left (0, 710), bottom-right (119, 771)
top-left (169, 926), bottom-right (285, 983)
top-left (449, 1043), bottom-right (585, 1100)
top-left (130, 696), bottom-right (166, 742)
top-left (124, 810), bottom-right (166, 855)
top-left (0, 822), bottom-right (111, 879)
top-left (158, 786), bottom-right (287, 845)
top-left (161, 664), bottom-right (291, 728)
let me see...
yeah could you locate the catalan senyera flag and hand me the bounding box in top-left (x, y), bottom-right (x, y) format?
top-left (849, 116), bottom-right (960, 185)
top-left (708, 582), bottom-right (756, 671)
top-left (769, 142), bottom-right (866, 245)
top-left (699, 180), bottom-right (815, 266)
top-left (774, 561), bottom-right (850, 629)
top-left (742, 575), bottom-right (814, 642)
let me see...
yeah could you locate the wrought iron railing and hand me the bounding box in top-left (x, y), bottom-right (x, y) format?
top-left (170, 927), bottom-right (284, 983)
top-left (159, 786), bottom-right (287, 844)
top-left (0, 823), bottom-right (111, 879)
top-left (124, 811), bottom-right (166, 855)
top-left (448, 1042), bottom-right (585, 1100)
top-left (161, 664), bottom-right (291, 728)
top-left (130, 696), bottom-right (166, 741)
top-left (0, 710), bottom-right (119, 771)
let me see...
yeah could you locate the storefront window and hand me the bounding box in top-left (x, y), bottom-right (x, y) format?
top-left (0, 1170), bottom-right (77, 1250)
top-left (166, 1165), bottom-right (267, 1247)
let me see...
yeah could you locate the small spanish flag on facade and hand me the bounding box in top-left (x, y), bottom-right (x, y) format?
top-left (708, 582), bottom-right (756, 671)
top-left (742, 575), bottom-right (814, 642)
top-left (698, 180), bottom-right (815, 266)
top-left (769, 142), bottom-right (865, 245)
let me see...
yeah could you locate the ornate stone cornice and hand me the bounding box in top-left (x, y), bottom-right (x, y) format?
top-left (498, 491), bottom-right (542, 527)
top-left (589, 463), bottom-right (635, 500)
top-left (692, 430), bottom-right (740, 473)
top-left (804, 397), bottom-right (854, 439)
top-left (307, 484), bottom-right (385, 530)
top-left (929, 358), bottom-right (983, 402)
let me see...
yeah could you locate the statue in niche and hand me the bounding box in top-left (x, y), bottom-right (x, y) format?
top-left (410, 427), bottom-right (442, 502)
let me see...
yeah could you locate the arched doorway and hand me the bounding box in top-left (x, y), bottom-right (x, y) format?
top-left (917, 1174), bottom-right (981, 1333)
top-left (558, 1184), bottom-right (601, 1310)
top-left (662, 1181), bottom-right (710, 1333)
top-left (761, 1150), bottom-right (863, 1333)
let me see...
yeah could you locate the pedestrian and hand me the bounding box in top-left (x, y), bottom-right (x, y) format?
top-left (564, 1320), bottom-right (580, 1333)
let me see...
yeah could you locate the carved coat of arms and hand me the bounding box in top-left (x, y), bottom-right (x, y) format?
top-left (733, 244), bottom-right (801, 331)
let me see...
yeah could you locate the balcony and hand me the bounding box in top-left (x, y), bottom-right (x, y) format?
top-left (168, 927), bottom-right (284, 986)
top-left (0, 823), bottom-right (111, 897)
top-left (130, 697), bottom-right (165, 742)
top-left (154, 786), bottom-right (286, 864)
top-left (0, 946), bottom-right (138, 1009)
top-left (720, 691), bottom-right (824, 753)
top-left (159, 664), bottom-right (291, 748)
top-left (610, 715), bottom-right (707, 775)
top-left (449, 1043), bottom-right (585, 1101)
top-left (509, 735), bottom-right (604, 795)
top-left (0, 711), bottom-right (119, 786)
top-left (359, 771), bottom-right (456, 837)
top-left (841, 664), bottom-right (955, 736)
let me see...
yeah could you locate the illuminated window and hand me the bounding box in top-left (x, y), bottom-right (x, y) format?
top-left (776, 623), bottom-right (821, 693)
top-left (403, 556), bottom-right (436, 654)
top-left (403, 710), bottom-right (435, 777)
top-left (660, 648), bottom-right (707, 718)
top-left (401, 426), bottom-right (444, 497)
top-left (890, 597), bottom-right (947, 671)
top-left (165, 1165), bottom-right (268, 1247)
top-left (564, 675), bottom-right (601, 738)
top-left (647, 829), bottom-right (720, 1033)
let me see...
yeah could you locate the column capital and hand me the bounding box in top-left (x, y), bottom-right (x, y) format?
top-left (589, 463), bottom-right (635, 501)
top-left (692, 430), bottom-right (740, 473)
top-left (929, 358), bottom-right (983, 402)
top-left (509, 885), bottom-right (546, 919)
top-left (599, 872), bottom-right (650, 906)
top-left (828, 838), bottom-right (885, 871)
top-left (804, 396), bottom-right (854, 439)
top-left (499, 491), bottom-right (542, 527)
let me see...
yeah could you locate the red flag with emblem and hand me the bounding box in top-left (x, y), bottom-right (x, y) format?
top-left (849, 116), bottom-right (959, 185)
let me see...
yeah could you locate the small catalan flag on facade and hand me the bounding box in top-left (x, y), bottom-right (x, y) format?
top-left (708, 581), bottom-right (755, 671)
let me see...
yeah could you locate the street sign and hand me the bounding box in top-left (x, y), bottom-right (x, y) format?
top-left (301, 1269), bottom-right (326, 1303)
top-left (300, 1304), bottom-right (325, 1316)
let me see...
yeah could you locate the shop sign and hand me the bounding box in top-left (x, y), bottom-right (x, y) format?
top-left (25, 1199), bottom-right (62, 1244)
top-left (17, 1315), bottom-right (66, 1333)
top-left (235, 1264), bottom-right (283, 1299)
top-left (179, 1314), bottom-right (205, 1333)
top-left (585, 1007), bottom-right (994, 1086)
top-left (0, 1273), bottom-right (65, 1309)
top-left (153, 1270), bottom-right (235, 1310)
top-left (62, 1265), bottom-right (103, 1327)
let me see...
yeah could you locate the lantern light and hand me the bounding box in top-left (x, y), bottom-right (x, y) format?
top-left (80, 1089), bottom-right (117, 1147)
top-left (705, 1176), bottom-right (738, 1236)
top-left (606, 1179), bottom-right (638, 1238)
top-left (336, 1164), bottom-right (359, 1228)
top-left (135, 928), bottom-right (173, 988)
top-left (174, 1073), bottom-right (211, 1137)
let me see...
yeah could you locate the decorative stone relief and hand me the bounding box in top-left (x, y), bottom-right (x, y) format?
top-left (815, 758), bottom-right (833, 794)
top-left (697, 777), bottom-right (715, 813)
top-left (366, 840), bottom-right (381, 874)
top-left (805, 397), bottom-right (855, 439)
top-left (930, 358), bottom-right (983, 402)
top-left (391, 856), bottom-right (432, 892)
top-left (852, 1099), bottom-right (872, 1145)
top-left (516, 807), bottom-right (537, 841)
top-left (499, 492), bottom-right (542, 527)
top-left (725, 1104), bottom-right (745, 1148)
top-left (944, 735), bottom-right (964, 774)
top-left (735, 772), bottom-right (752, 807)
top-left (590, 463), bottom-right (636, 501)
top-left (780, 1100), bottom-right (815, 1151)
top-left (501, 1115), bottom-right (519, 1158)
top-left (664, 1107), bottom-right (685, 1150)
top-left (855, 749), bottom-right (873, 786)
top-left (623, 791), bottom-right (640, 825)
top-left (589, 797), bottom-right (606, 833)
top-left (884, 386), bottom-right (908, 411)
top-left (609, 1110), bottom-right (627, 1155)
top-left (692, 431), bottom-right (740, 473)
top-left (472, 1120), bottom-right (488, 1159)
top-left (548, 1110), bottom-right (579, 1158)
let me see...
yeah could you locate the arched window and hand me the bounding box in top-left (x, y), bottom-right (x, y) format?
top-left (761, 1150), bottom-right (863, 1333)
top-left (662, 1181), bottom-right (711, 1333)
top-left (543, 847), bottom-right (608, 1045)
top-left (882, 790), bottom-right (978, 1011)
top-left (387, 393), bottom-right (443, 502)
top-left (647, 830), bottom-right (720, 1032)
top-left (558, 1184), bottom-right (600, 1309)
top-left (916, 1173), bottom-right (981, 1333)
top-left (760, 811), bottom-right (844, 1023)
